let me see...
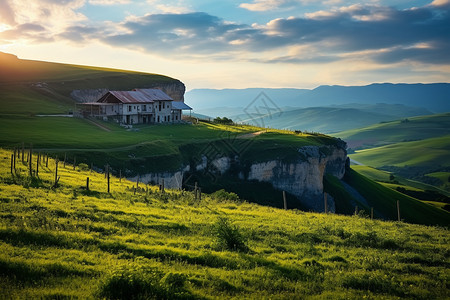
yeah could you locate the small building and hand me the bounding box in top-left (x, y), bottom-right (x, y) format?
top-left (78, 88), bottom-right (192, 125)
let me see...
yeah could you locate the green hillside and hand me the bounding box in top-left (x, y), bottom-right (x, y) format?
top-left (351, 165), bottom-right (450, 196)
top-left (227, 104), bottom-right (432, 134)
top-left (0, 149), bottom-right (449, 299)
top-left (334, 113), bottom-right (450, 150)
top-left (0, 52), bottom-right (180, 115)
top-left (350, 135), bottom-right (450, 170)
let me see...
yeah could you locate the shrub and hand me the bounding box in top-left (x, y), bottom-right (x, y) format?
top-left (78, 163), bottom-right (89, 171)
top-left (98, 265), bottom-right (166, 300)
top-left (213, 117), bottom-right (233, 124)
top-left (212, 189), bottom-right (240, 202)
top-left (213, 217), bottom-right (248, 252)
top-left (98, 265), bottom-right (193, 300)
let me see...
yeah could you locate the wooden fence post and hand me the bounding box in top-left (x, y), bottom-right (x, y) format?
top-left (162, 179), bottom-right (165, 193)
top-left (64, 153), bottom-right (67, 168)
top-left (199, 187), bottom-right (202, 201)
top-left (324, 192), bottom-right (328, 214)
top-left (355, 206), bottom-right (358, 216)
top-left (283, 191), bottom-right (287, 210)
top-left (28, 146), bottom-right (33, 177)
top-left (13, 148), bottom-right (16, 171)
top-left (194, 182), bottom-right (198, 200)
top-left (73, 156), bottom-right (76, 170)
top-left (397, 200), bottom-right (401, 222)
top-left (86, 177), bottom-right (89, 191)
top-left (371, 207), bottom-right (374, 220)
top-left (21, 142), bottom-right (24, 163)
top-left (46, 153), bottom-right (49, 167)
top-left (36, 152), bottom-right (39, 177)
top-left (107, 165), bottom-right (110, 193)
top-left (10, 154), bottom-right (14, 175)
top-left (119, 169), bottom-right (122, 182)
top-left (54, 158), bottom-right (59, 188)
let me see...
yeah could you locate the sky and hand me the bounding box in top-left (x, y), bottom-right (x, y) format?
top-left (0, 0), bottom-right (449, 90)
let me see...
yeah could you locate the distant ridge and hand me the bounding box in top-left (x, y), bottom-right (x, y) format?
top-left (186, 83), bottom-right (450, 113)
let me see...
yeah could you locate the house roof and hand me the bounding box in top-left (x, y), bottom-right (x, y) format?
top-left (97, 89), bottom-right (173, 104)
top-left (172, 101), bottom-right (192, 110)
top-left (134, 89), bottom-right (173, 101)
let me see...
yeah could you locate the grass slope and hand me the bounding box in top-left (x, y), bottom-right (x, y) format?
top-left (0, 52), bottom-right (180, 115)
top-left (0, 149), bottom-right (449, 299)
top-left (352, 165), bottom-right (450, 196)
top-left (350, 135), bottom-right (450, 170)
top-left (342, 169), bottom-right (449, 226)
top-left (232, 105), bottom-right (431, 134)
top-left (0, 116), bottom-right (337, 174)
top-left (335, 113), bottom-right (450, 150)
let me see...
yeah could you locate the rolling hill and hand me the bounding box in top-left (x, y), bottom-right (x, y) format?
top-left (334, 113), bottom-right (450, 192)
top-left (0, 51), bottom-right (184, 115)
top-left (0, 148), bottom-right (448, 299)
top-left (228, 104), bottom-right (433, 134)
top-left (334, 113), bottom-right (450, 149)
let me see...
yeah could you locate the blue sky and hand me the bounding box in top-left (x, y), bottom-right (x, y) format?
top-left (0, 0), bottom-right (449, 89)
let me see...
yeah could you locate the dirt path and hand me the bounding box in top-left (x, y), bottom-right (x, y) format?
top-left (237, 130), bottom-right (265, 139)
top-left (85, 118), bottom-right (111, 132)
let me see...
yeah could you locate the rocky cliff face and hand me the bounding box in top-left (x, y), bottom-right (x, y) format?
top-left (131, 142), bottom-right (347, 212)
top-left (246, 146), bottom-right (347, 211)
top-left (70, 81), bottom-right (186, 102)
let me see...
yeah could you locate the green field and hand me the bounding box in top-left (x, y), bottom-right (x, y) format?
top-left (334, 113), bottom-right (450, 149)
top-left (350, 135), bottom-right (450, 170)
top-left (352, 165), bottom-right (450, 196)
top-left (0, 148), bottom-right (449, 299)
top-left (0, 114), bottom-right (337, 174)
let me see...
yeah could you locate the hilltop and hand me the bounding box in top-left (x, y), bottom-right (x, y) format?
top-left (0, 51), bottom-right (185, 115)
top-left (0, 148), bottom-right (448, 299)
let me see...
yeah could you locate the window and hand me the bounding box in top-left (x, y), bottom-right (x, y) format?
top-left (159, 102), bottom-right (161, 111)
top-left (163, 102), bottom-right (165, 109)
top-left (143, 105), bottom-right (146, 111)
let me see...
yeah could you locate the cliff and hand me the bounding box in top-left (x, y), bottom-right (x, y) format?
top-left (131, 142), bottom-right (348, 212)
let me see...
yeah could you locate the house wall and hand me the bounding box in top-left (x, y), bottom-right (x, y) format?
top-left (101, 104), bottom-right (121, 116)
top-left (94, 100), bottom-right (181, 125)
top-left (154, 101), bottom-right (172, 123)
top-left (172, 110), bottom-right (182, 122)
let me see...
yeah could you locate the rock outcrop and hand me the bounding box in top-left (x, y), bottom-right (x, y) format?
top-left (70, 81), bottom-right (186, 102)
top-left (246, 145), bottom-right (346, 211)
top-left (131, 142), bottom-right (347, 212)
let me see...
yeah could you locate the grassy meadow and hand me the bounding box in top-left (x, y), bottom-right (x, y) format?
top-left (335, 113), bottom-right (450, 150)
top-left (350, 135), bottom-right (450, 170)
top-left (0, 148), bottom-right (449, 299)
top-left (0, 114), bottom-right (337, 174)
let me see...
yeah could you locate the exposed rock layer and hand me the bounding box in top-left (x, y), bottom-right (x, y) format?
top-left (130, 144), bottom-right (347, 212)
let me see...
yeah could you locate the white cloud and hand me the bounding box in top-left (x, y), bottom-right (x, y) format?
top-left (430, 0), bottom-right (450, 6)
top-left (146, 0), bottom-right (191, 14)
top-left (89, 0), bottom-right (130, 5)
top-left (239, 0), bottom-right (288, 12)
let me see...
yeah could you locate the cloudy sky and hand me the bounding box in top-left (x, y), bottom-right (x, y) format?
top-left (0, 0), bottom-right (449, 89)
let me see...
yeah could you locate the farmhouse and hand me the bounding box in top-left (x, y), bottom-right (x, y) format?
top-left (78, 88), bottom-right (192, 125)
